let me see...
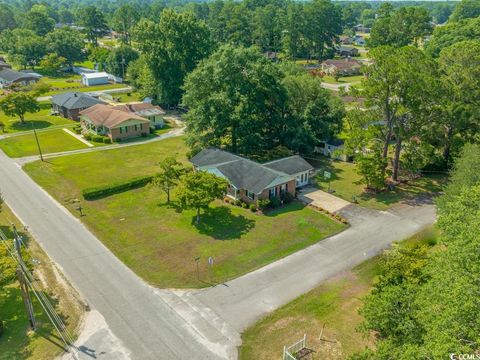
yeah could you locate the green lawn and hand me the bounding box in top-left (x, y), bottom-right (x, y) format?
top-left (111, 91), bottom-right (143, 103)
top-left (24, 137), bottom-right (346, 288)
top-left (44, 83), bottom-right (126, 97)
top-left (240, 226), bottom-right (439, 360)
top-left (74, 60), bottom-right (95, 69)
top-left (0, 206), bottom-right (83, 360)
top-left (0, 128), bottom-right (89, 157)
top-left (0, 102), bottom-right (76, 133)
top-left (313, 157), bottom-right (447, 210)
top-left (322, 75), bottom-right (364, 85)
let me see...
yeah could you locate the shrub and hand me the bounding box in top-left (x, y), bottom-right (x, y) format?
top-left (281, 192), bottom-right (294, 204)
top-left (82, 175), bottom-right (155, 200)
top-left (103, 137), bottom-right (112, 144)
top-left (235, 199), bottom-right (242, 206)
top-left (141, 132), bottom-right (148, 137)
top-left (115, 138), bottom-right (122, 143)
top-left (74, 127), bottom-right (81, 134)
top-left (257, 199), bottom-right (270, 210)
top-left (270, 196), bottom-right (281, 208)
top-left (249, 204), bottom-right (257, 212)
top-left (92, 135), bottom-right (104, 143)
top-left (83, 133), bottom-right (92, 140)
top-left (241, 202), bottom-right (248, 209)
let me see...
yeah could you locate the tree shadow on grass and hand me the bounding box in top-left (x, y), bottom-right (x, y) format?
top-left (193, 206), bottom-right (255, 240)
top-left (9, 121), bottom-right (55, 131)
top-left (157, 201), bottom-right (183, 213)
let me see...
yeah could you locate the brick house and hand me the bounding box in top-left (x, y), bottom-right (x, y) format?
top-left (80, 104), bottom-right (150, 141)
top-left (51, 92), bottom-right (106, 121)
top-left (190, 148), bottom-right (313, 204)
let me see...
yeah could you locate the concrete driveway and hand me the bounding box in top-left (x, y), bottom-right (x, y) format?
top-left (298, 186), bottom-right (351, 214)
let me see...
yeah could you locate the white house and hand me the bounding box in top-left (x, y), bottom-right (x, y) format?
top-left (315, 139), bottom-right (348, 161)
top-left (81, 72), bottom-right (109, 86)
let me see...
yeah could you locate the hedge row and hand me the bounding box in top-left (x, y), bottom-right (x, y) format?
top-left (82, 174), bottom-right (155, 200)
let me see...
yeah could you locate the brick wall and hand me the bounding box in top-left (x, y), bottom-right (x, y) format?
top-left (109, 122), bottom-right (148, 141)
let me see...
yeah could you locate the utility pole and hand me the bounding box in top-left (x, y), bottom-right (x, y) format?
top-left (16, 267), bottom-right (36, 330)
top-left (31, 122), bottom-right (43, 161)
top-left (13, 224), bottom-right (36, 330)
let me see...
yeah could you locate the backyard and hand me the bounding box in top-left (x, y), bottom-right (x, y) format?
top-left (312, 157), bottom-right (447, 210)
top-left (0, 205), bottom-right (83, 360)
top-left (24, 137), bottom-right (346, 288)
top-left (240, 226), bottom-right (439, 360)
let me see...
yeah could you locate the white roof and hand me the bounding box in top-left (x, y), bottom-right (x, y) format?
top-left (82, 72), bottom-right (109, 79)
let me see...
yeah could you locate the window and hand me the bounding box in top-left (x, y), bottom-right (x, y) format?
top-left (140, 124), bottom-right (143, 130)
top-left (247, 191), bottom-right (255, 200)
top-left (119, 127), bottom-right (123, 134)
top-left (125, 126), bottom-right (129, 133)
top-left (134, 124), bottom-right (138, 131)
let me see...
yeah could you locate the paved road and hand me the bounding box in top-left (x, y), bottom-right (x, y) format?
top-left (0, 150), bottom-right (226, 360)
top-left (321, 82), bottom-right (360, 92)
top-left (193, 200), bottom-right (436, 332)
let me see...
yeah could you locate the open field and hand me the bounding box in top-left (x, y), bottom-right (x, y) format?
top-left (240, 226), bottom-right (439, 360)
top-left (0, 102), bottom-right (75, 133)
top-left (0, 128), bottom-right (92, 158)
top-left (0, 205), bottom-right (84, 360)
top-left (312, 157), bottom-right (447, 210)
top-left (111, 91), bottom-right (143, 103)
top-left (24, 137), bottom-right (346, 288)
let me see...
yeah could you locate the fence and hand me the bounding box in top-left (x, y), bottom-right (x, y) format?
top-left (283, 334), bottom-right (306, 360)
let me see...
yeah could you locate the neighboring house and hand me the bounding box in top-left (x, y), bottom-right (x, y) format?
top-left (113, 103), bottom-right (165, 129)
top-left (354, 24), bottom-right (371, 33)
top-left (339, 35), bottom-right (353, 45)
top-left (336, 46), bottom-right (359, 57)
top-left (81, 72), bottom-right (109, 86)
top-left (321, 59), bottom-right (362, 76)
top-left (80, 104), bottom-right (150, 141)
top-left (51, 92), bottom-right (106, 121)
top-left (0, 69), bottom-right (40, 88)
top-left (190, 148), bottom-right (313, 204)
top-left (315, 139), bottom-right (348, 161)
top-left (354, 37), bottom-right (366, 46)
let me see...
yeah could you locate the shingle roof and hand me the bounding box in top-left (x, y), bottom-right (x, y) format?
top-left (0, 69), bottom-right (40, 83)
top-left (190, 148), bottom-right (311, 194)
top-left (263, 155), bottom-right (313, 175)
top-left (80, 104), bottom-right (150, 128)
top-left (322, 59), bottom-right (361, 71)
top-left (190, 148), bottom-right (241, 167)
top-left (51, 92), bottom-right (105, 110)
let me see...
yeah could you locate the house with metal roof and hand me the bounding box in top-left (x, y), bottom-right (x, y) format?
top-left (190, 148), bottom-right (313, 204)
top-left (113, 103), bottom-right (166, 129)
top-left (0, 69), bottom-right (40, 88)
top-left (81, 72), bottom-right (110, 86)
top-left (51, 92), bottom-right (106, 120)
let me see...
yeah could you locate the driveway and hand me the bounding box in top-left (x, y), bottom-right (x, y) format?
top-left (298, 186), bottom-right (351, 214)
top-left (192, 200), bottom-right (436, 332)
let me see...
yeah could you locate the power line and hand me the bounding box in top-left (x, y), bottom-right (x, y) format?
top-left (0, 227), bottom-right (80, 360)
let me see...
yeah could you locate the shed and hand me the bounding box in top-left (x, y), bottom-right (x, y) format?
top-left (81, 72), bottom-right (110, 86)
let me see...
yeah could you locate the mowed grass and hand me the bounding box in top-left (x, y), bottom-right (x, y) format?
top-left (240, 226), bottom-right (439, 360)
top-left (0, 128), bottom-right (89, 157)
top-left (312, 157), bottom-right (447, 210)
top-left (24, 137), bottom-right (346, 288)
top-left (322, 75), bottom-right (365, 85)
top-left (0, 102), bottom-right (76, 133)
top-left (0, 206), bottom-right (83, 360)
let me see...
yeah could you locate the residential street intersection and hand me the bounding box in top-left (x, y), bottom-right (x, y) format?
top-left (0, 147), bottom-right (436, 359)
